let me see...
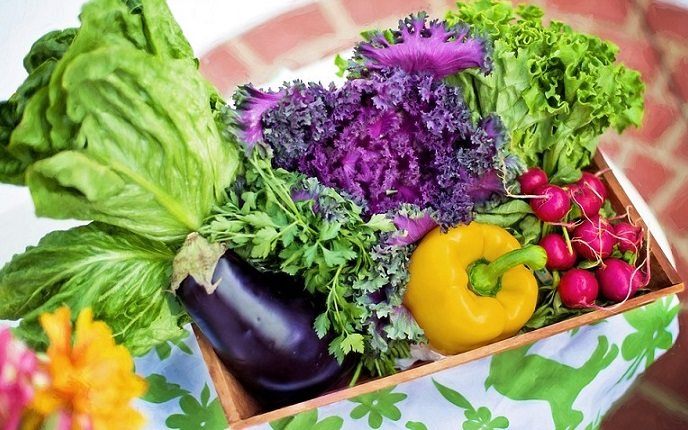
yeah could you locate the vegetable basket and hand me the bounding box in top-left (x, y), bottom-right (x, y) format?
top-left (195, 152), bottom-right (684, 429)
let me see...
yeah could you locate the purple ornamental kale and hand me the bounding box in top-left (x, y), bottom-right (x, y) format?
top-left (234, 85), bottom-right (284, 149)
top-left (389, 211), bottom-right (437, 246)
top-left (234, 14), bottom-right (504, 228)
top-left (354, 13), bottom-right (491, 78)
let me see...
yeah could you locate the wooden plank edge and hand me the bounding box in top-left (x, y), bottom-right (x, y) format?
top-left (594, 153), bottom-right (681, 285)
top-left (205, 154), bottom-right (684, 428)
top-left (235, 282), bottom-right (684, 427)
top-left (193, 328), bottom-right (260, 422)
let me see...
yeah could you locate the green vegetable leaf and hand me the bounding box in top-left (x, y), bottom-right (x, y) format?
top-left (202, 153), bottom-right (420, 375)
top-left (313, 313), bottom-right (331, 339)
top-left (341, 333), bottom-right (365, 354)
top-left (3, 0), bottom-right (239, 243)
top-left (475, 200), bottom-right (533, 227)
top-left (334, 54), bottom-right (348, 78)
top-left (447, 0), bottom-right (644, 178)
top-left (0, 223), bottom-right (187, 355)
top-left (0, 28), bottom-right (77, 185)
top-left (22, 46), bottom-right (238, 243)
top-left (365, 214), bottom-right (396, 232)
top-left (319, 222), bottom-right (342, 241)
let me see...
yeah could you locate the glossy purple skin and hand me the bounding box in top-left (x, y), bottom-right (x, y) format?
top-left (178, 251), bottom-right (348, 408)
top-left (518, 167), bottom-right (548, 195)
top-left (572, 217), bottom-right (616, 260)
top-left (596, 258), bottom-right (645, 302)
top-left (530, 184), bottom-right (571, 222)
top-left (539, 233), bottom-right (577, 270)
top-left (558, 268), bottom-right (599, 308)
top-left (577, 172), bottom-right (608, 201)
top-left (614, 222), bottom-right (643, 253)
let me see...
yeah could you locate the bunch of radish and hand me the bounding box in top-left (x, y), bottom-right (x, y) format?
top-left (518, 167), bottom-right (649, 309)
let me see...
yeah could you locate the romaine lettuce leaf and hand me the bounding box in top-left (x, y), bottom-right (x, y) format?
top-left (2, 0), bottom-right (239, 243)
top-left (0, 28), bottom-right (77, 184)
top-left (23, 47), bottom-right (237, 242)
top-left (0, 223), bottom-right (187, 356)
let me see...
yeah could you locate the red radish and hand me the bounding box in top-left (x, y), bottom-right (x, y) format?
top-left (539, 233), bottom-right (577, 270)
top-left (530, 184), bottom-right (571, 222)
top-left (577, 171), bottom-right (607, 201)
top-left (614, 222), bottom-right (643, 253)
top-left (558, 268), bottom-right (599, 308)
top-left (518, 167), bottom-right (548, 195)
top-left (572, 216), bottom-right (616, 261)
top-left (569, 184), bottom-right (603, 218)
top-left (596, 258), bottom-right (647, 302)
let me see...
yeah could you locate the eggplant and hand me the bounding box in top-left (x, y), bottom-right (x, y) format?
top-left (177, 250), bottom-right (349, 408)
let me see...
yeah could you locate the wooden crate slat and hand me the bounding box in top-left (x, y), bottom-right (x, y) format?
top-left (197, 152), bottom-right (684, 427)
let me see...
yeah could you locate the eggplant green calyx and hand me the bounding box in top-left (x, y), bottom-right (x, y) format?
top-left (171, 233), bottom-right (225, 294)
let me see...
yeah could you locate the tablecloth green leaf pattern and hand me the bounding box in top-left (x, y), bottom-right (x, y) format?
top-left (128, 295), bottom-right (680, 430)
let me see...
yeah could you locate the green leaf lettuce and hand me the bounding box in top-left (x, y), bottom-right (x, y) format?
top-left (0, 223), bottom-right (187, 355)
top-left (447, 0), bottom-right (644, 181)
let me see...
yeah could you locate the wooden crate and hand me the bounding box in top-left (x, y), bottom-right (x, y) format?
top-left (195, 152), bottom-right (684, 429)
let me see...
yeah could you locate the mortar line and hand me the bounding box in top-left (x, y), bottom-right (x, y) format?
top-left (429, 0), bottom-right (451, 17)
top-left (229, 38), bottom-right (268, 72)
top-left (319, 0), bottom-right (358, 35)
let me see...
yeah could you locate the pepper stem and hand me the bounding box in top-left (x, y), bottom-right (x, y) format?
top-left (469, 245), bottom-right (547, 297)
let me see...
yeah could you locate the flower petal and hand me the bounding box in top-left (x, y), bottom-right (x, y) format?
top-left (354, 13), bottom-right (491, 78)
top-left (30, 308), bottom-right (146, 429)
top-left (39, 306), bottom-right (72, 356)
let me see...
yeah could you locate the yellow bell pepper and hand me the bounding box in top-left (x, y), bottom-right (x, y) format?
top-left (404, 222), bottom-right (546, 355)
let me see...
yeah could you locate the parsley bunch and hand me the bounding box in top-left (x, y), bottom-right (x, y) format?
top-left (201, 150), bottom-right (424, 376)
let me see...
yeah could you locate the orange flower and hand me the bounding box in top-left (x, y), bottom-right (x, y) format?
top-left (28, 307), bottom-right (147, 430)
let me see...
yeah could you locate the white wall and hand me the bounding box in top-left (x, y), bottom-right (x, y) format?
top-left (0, 0), bottom-right (311, 99)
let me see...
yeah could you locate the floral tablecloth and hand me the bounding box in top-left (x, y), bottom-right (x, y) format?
top-left (133, 295), bottom-right (679, 430)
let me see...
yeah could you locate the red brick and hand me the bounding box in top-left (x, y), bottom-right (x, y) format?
top-left (624, 151), bottom-right (675, 200)
top-left (199, 43), bottom-right (250, 95)
top-left (592, 28), bottom-right (660, 81)
top-left (601, 389), bottom-right (688, 429)
top-left (628, 97), bottom-right (679, 143)
top-left (671, 58), bottom-right (688, 103)
top-left (240, 4), bottom-right (334, 62)
top-left (646, 1), bottom-right (688, 41)
top-left (662, 179), bottom-right (688, 235)
top-left (546, 0), bottom-right (631, 24)
top-left (342, 0), bottom-right (432, 26)
top-left (283, 36), bottom-right (360, 70)
top-left (674, 129), bottom-right (688, 160)
top-left (599, 137), bottom-right (622, 162)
